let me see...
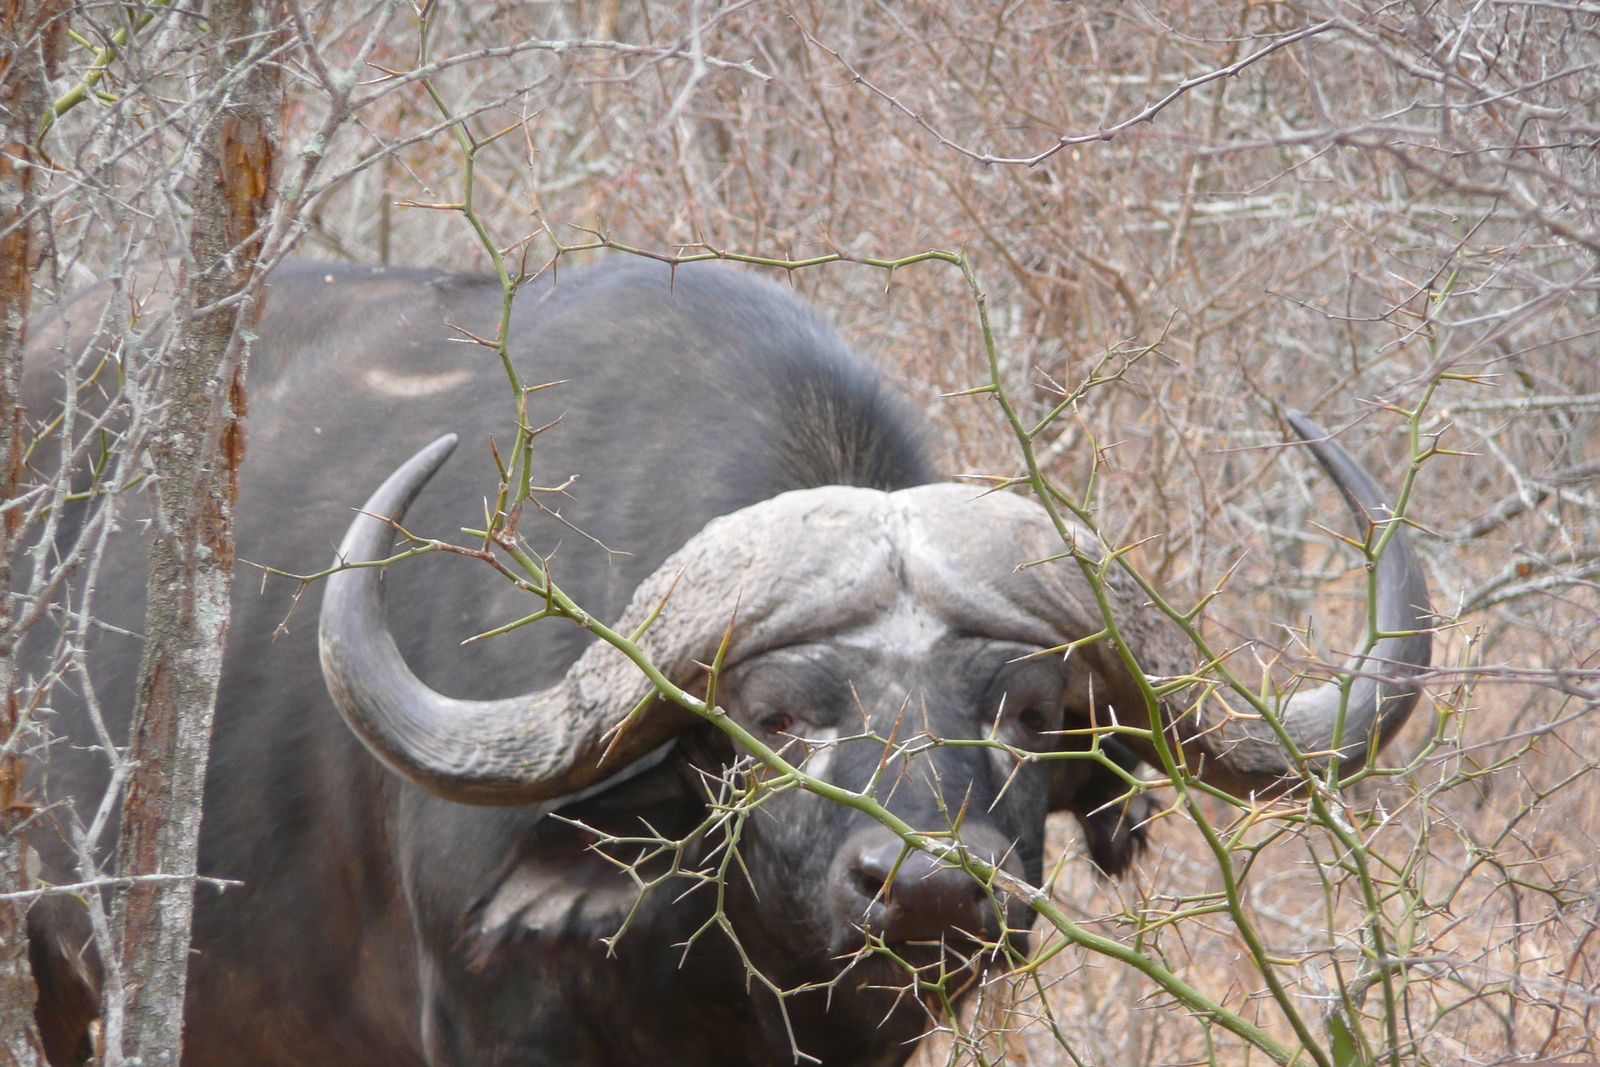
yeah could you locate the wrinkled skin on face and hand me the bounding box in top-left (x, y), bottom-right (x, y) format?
top-left (425, 612), bottom-right (1147, 1067)
top-left (722, 631), bottom-right (1060, 947)
top-left (370, 486), bottom-right (1154, 1067)
top-left (634, 633), bottom-right (1115, 1064)
top-left (716, 634), bottom-right (1054, 1011)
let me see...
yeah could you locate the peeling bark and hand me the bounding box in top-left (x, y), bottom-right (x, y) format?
top-left (110, 2), bottom-right (283, 1062)
top-left (0, 2), bottom-right (67, 1065)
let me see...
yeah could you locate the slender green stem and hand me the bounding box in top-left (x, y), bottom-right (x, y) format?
top-left (396, 181), bottom-right (1387, 1060)
top-left (40, 1), bottom-right (175, 140)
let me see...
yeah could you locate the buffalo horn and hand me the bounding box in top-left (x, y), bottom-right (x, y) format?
top-left (318, 437), bottom-right (910, 805)
top-left (1170, 411), bottom-right (1433, 792)
top-left (318, 436), bottom-right (698, 804)
top-left (319, 415), bottom-right (1432, 807)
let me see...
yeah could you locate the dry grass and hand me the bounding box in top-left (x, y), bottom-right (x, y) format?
top-left (296, 2), bottom-right (1600, 1062)
top-left (33, 0), bottom-right (1600, 1062)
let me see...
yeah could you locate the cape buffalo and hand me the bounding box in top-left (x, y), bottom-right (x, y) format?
top-left (23, 257), bottom-right (1430, 1065)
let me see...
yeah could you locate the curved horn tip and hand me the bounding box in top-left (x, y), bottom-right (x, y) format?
top-left (425, 431), bottom-right (460, 456)
top-left (1284, 409), bottom-right (1325, 443)
top-left (403, 433), bottom-right (460, 485)
top-left (1282, 409), bottom-right (1397, 526)
top-left (395, 433), bottom-right (461, 504)
top-left (335, 434), bottom-right (461, 558)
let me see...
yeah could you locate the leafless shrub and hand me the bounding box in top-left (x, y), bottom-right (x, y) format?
top-left (6, 0), bottom-right (1596, 1064)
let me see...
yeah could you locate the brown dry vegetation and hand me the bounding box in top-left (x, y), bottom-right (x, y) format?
top-left (23, 0), bottom-right (1600, 1064)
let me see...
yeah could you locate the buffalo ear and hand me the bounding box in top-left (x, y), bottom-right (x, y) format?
top-left (461, 749), bottom-right (707, 970)
top-left (462, 843), bottom-right (644, 971)
top-left (1048, 737), bottom-right (1154, 877)
top-left (28, 893), bottom-right (102, 1065)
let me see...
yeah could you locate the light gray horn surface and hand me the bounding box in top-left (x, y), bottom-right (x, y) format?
top-left (318, 435), bottom-right (695, 805)
top-left (318, 440), bottom-right (911, 805)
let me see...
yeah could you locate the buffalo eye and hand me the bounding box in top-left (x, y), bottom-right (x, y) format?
top-left (756, 711), bottom-right (796, 735)
top-left (985, 654), bottom-right (1067, 745)
top-left (1018, 707), bottom-right (1056, 736)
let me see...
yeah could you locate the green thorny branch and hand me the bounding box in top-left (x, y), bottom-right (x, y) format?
top-left (970, 262), bottom-right (1468, 1067)
top-left (381, 41), bottom-right (1466, 1065)
top-left (36, 0), bottom-right (176, 142)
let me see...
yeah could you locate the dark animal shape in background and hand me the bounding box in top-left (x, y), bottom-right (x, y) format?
top-left (24, 258), bottom-right (1430, 1066)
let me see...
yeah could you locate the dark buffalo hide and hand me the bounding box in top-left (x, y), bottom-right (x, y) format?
top-left (24, 259), bottom-right (1148, 1067)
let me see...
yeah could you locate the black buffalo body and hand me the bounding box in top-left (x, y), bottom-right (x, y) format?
top-left (24, 260), bottom-right (1147, 1066)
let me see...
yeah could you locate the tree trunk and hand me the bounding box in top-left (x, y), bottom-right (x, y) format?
top-left (0, 2), bottom-right (68, 1064)
top-left (110, 2), bottom-right (281, 1062)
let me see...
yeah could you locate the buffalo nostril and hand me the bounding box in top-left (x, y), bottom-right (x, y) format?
top-left (850, 843), bottom-right (900, 902)
top-left (847, 842), bottom-right (990, 944)
top-left (850, 863), bottom-right (887, 903)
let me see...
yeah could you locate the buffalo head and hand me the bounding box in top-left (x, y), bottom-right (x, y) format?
top-left (318, 412), bottom-right (1431, 1019)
